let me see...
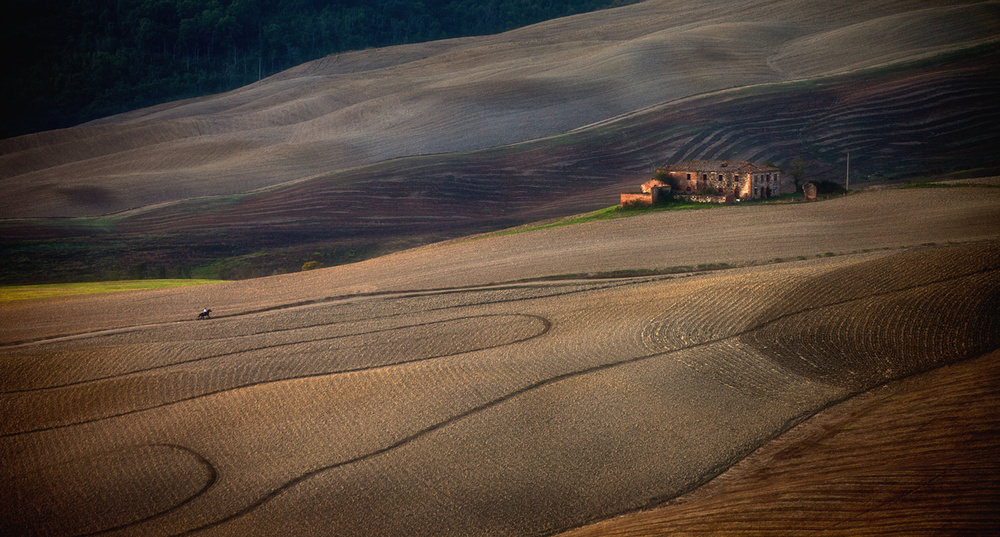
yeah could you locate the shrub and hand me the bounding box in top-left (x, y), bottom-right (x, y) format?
top-left (301, 260), bottom-right (324, 271)
top-left (814, 179), bottom-right (847, 194)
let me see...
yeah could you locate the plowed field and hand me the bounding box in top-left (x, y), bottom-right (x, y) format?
top-left (3, 0), bottom-right (999, 286)
top-left (2, 186), bottom-right (998, 536)
top-left (3, 0), bottom-right (999, 219)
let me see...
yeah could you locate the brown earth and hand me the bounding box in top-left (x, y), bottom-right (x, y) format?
top-left (557, 348), bottom-right (1000, 537)
top-left (2, 186), bottom-right (998, 344)
top-left (109, 48), bottom-right (1000, 237)
top-left (6, 48), bottom-right (997, 283)
top-left (1, 187), bottom-right (997, 536)
top-left (3, 1), bottom-right (999, 285)
top-left (2, 0), bottom-right (999, 220)
top-left (1, 1), bottom-right (999, 533)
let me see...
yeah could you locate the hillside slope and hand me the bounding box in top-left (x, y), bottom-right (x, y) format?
top-left (2, 186), bottom-right (997, 344)
top-left (2, 187), bottom-right (997, 536)
top-left (559, 348), bottom-right (1000, 536)
top-left (113, 49), bottom-right (1000, 236)
top-left (2, 0), bottom-right (998, 219)
top-left (3, 41), bottom-right (998, 284)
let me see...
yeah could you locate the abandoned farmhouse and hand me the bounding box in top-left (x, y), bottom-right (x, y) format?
top-left (621, 160), bottom-right (782, 206)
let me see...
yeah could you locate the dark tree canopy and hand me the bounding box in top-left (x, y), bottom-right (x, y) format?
top-left (1, 0), bottom-right (638, 139)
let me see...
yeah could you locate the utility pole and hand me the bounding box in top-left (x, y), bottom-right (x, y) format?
top-left (846, 151), bottom-right (850, 191)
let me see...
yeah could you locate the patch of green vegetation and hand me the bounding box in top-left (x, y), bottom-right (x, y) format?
top-left (469, 199), bottom-right (717, 242)
top-left (0, 279), bottom-right (225, 303)
top-left (461, 185), bottom-right (861, 245)
top-left (301, 260), bottom-right (325, 271)
top-left (900, 179), bottom-right (957, 189)
top-left (517, 263), bottom-right (733, 282)
top-left (738, 192), bottom-right (802, 205)
top-left (900, 177), bottom-right (1000, 189)
top-left (0, 217), bottom-right (120, 236)
top-left (189, 242), bottom-right (382, 280)
top-left (40, 217), bottom-right (120, 232)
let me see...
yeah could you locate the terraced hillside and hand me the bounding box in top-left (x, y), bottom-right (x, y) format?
top-left (2, 186), bottom-right (998, 535)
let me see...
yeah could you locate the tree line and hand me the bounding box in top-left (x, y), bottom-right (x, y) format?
top-left (2, 0), bottom-right (637, 139)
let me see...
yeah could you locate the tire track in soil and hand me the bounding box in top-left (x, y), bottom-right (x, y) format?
top-left (556, 349), bottom-right (1000, 537)
top-left (0, 443), bottom-right (217, 537)
top-left (0, 313), bottom-right (552, 437)
top-left (0, 280), bottom-right (626, 392)
top-left (7, 246), bottom-right (997, 536)
top-left (163, 253), bottom-right (1000, 535)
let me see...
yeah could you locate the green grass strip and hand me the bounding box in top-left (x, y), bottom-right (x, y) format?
top-left (0, 279), bottom-right (226, 302)
top-left (464, 201), bottom-right (716, 243)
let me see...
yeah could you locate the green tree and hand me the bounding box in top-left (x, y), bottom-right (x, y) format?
top-left (789, 158), bottom-right (807, 192)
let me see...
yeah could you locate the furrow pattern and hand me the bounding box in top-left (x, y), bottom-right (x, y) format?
top-left (3, 243), bottom-right (998, 537)
top-left (0, 313), bottom-right (551, 436)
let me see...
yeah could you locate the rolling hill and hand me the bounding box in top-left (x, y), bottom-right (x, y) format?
top-left (2, 0), bottom-right (1000, 283)
top-left (1, 185), bottom-right (998, 535)
top-left (1, 3), bottom-right (999, 533)
top-left (4, 0), bottom-right (999, 219)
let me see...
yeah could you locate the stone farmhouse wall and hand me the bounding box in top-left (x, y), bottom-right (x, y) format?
top-left (620, 192), bottom-right (653, 206)
top-left (620, 160), bottom-right (780, 207)
top-left (620, 184), bottom-right (671, 207)
top-left (660, 160), bottom-right (781, 201)
top-left (681, 194), bottom-right (727, 204)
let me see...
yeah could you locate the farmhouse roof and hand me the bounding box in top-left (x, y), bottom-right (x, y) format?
top-left (661, 160), bottom-right (780, 174)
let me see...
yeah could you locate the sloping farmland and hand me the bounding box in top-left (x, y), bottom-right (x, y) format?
top-left (2, 186), bottom-right (998, 535)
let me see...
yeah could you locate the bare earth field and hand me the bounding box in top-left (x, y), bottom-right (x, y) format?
top-left (2, 0), bottom-right (999, 284)
top-left (3, 0), bottom-right (1000, 219)
top-left (5, 46), bottom-right (997, 284)
top-left (558, 349), bottom-right (1000, 536)
top-left (2, 0), bottom-right (1000, 533)
top-left (1, 186), bottom-right (998, 535)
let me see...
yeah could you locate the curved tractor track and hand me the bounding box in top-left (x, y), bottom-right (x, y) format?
top-left (558, 347), bottom-right (1000, 537)
top-left (2, 242), bottom-right (997, 536)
